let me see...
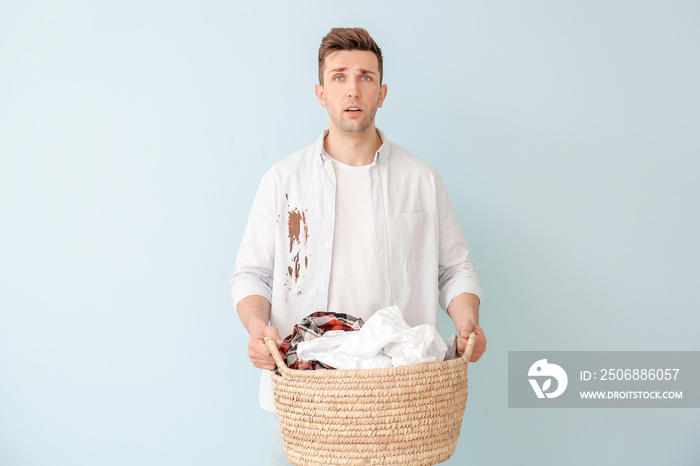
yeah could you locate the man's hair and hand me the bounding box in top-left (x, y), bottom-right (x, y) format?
top-left (318, 27), bottom-right (383, 86)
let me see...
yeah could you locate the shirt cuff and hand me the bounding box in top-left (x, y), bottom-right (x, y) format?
top-left (232, 281), bottom-right (273, 311)
top-left (439, 277), bottom-right (483, 313)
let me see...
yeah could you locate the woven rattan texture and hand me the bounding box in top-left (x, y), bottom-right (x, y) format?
top-left (264, 333), bottom-right (475, 466)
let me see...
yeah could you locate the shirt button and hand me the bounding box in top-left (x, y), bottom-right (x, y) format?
top-left (327, 204), bottom-right (333, 211)
top-left (322, 282), bottom-right (327, 288)
top-left (325, 243), bottom-right (330, 248)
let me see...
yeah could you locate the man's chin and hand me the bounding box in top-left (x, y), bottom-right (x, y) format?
top-left (337, 120), bottom-right (373, 134)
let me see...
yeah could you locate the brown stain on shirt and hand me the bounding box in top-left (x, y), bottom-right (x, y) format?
top-left (288, 208), bottom-right (302, 253)
top-left (302, 211), bottom-right (308, 245)
top-left (286, 201), bottom-right (310, 285)
top-left (291, 252), bottom-right (301, 281)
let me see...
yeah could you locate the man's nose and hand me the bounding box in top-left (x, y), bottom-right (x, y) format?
top-left (347, 82), bottom-right (359, 98)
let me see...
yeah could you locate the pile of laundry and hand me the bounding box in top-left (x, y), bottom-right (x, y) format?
top-left (277, 306), bottom-right (457, 373)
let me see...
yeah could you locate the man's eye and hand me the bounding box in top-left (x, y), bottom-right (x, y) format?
top-left (361, 76), bottom-right (371, 82)
top-left (333, 76), bottom-right (343, 81)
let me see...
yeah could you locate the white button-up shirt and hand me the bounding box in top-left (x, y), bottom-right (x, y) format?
top-left (231, 129), bottom-right (482, 410)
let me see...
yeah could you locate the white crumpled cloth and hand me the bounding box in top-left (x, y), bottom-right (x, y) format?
top-left (295, 305), bottom-right (450, 370)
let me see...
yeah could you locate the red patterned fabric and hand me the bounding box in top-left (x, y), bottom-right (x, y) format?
top-left (277, 312), bottom-right (364, 372)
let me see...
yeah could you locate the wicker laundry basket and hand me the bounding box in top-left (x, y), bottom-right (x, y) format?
top-left (263, 332), bottom-right (477, 466)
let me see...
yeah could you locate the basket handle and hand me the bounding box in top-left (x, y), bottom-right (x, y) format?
top-left (265, 333), bottom-right (477, 372)
top-left (263, 337), bottom-right (291, 375)
top-left (461, 332), bottom-right (478, 362)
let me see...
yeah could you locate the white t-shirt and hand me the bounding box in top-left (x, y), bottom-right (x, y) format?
top-left (326, 157), bottom-right (380, 320)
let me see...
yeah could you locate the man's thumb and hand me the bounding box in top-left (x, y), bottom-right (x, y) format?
top-left (264, 326), bottom-right (283, 345)
top-left (460, 324), bottom-right (474, 338)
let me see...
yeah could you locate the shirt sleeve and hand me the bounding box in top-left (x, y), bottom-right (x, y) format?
top-left (230, 168), bottom-right (277, 310)
top-left (435, 171), bottom-right (483, 311)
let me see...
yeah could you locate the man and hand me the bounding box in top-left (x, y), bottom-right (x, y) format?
top-left (231, 27), bottom-right (485, 465)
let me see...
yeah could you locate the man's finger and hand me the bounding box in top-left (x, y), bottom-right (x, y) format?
top-left (260, 326), bottom-right (284, 345)
top-left (458, 321), bottom-right (481, 338)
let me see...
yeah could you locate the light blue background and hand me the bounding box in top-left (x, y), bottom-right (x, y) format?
top-left (1, 1), bottom-right (699, 465)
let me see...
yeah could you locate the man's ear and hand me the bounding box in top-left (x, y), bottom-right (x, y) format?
top-left (377, 83), bottom-right (388, 108)
top-left (314, 84), bottom-right (326, 108)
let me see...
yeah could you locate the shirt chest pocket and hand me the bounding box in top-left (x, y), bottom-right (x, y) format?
top-left (399, 211), bottom-right (436, 260)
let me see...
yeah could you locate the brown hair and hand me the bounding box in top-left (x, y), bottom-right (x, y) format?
top-left (318, 27), bottom-right (383, 85)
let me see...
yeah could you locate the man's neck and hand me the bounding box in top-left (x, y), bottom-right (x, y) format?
top-left (323, 126), bottom-right (382, 166)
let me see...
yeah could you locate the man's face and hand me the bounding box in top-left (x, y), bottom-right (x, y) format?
top-left (315, 50), bottom-right (387, 136)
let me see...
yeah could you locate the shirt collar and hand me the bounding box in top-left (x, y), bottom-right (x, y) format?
top-left (315, 128), bottom-right (392, 166)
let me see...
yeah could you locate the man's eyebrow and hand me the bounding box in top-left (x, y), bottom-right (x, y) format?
top-left (327, 67), bottom-right (377, 76)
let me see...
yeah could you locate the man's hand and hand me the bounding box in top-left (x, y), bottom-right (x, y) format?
top-left (447, 292), bottom-right (486, 362)
top-left (455, 321), bottom-right (486, 362)
top-left (247, 325), bottom-right (283, 370)
top-left (237, 295), bottom-right (282, 370)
